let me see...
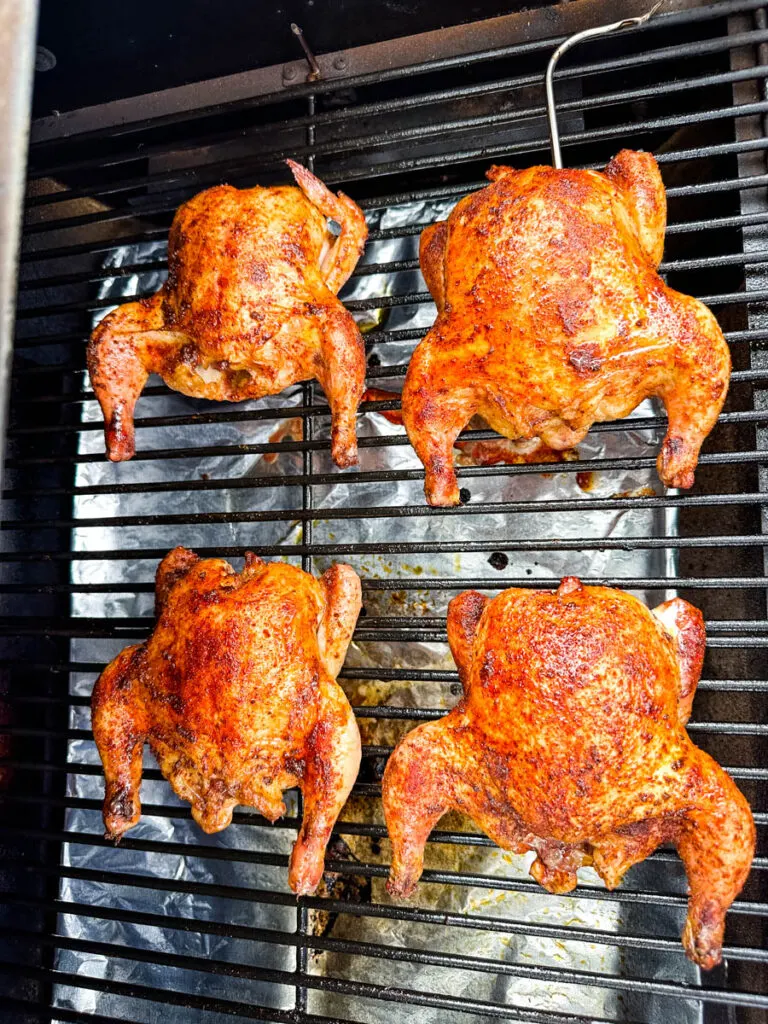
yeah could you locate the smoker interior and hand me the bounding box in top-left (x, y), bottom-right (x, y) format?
top-left (1, 1), bottom-right (767, 1021)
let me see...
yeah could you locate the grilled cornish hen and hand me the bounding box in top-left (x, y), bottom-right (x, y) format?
top-left (383, 579), bottom-right (754, 969)
top-left (88, 160), bottom-right (367, 468)
top-left (92, 547), bottom-right (362, 895)
top-left (403, 150), bottom-right (730, 505)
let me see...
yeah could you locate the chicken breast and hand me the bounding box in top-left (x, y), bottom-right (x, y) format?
top-left (88, 160), bottom-right (367, 468)
top-left (403, 150), bottom-right (730, 505)
top-left (91, 547), bottom-right (362, 896)
top-left (382, 578), bottom-right (754, 968)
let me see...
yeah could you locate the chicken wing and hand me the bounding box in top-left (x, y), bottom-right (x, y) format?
top-left (403, 151), bottom-right (730, 505)
top-left (382, 578), bottom-right (754, 969)
top-left (87, 160), bottom-right (367, 468)
top-left (92, 547), bottom-right (362, 895)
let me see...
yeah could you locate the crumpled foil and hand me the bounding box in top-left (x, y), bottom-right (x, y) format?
top-left (54, 194), bottom-right (702, 1023)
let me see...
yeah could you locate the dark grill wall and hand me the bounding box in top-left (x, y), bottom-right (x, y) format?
top-left (1, 1), bottom-right (767, 1021)
top-left (29, 0), bottom-right (575, 117)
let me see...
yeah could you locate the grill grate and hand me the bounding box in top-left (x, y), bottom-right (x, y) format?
top-left (1, 0), bottom-right (767, 1021)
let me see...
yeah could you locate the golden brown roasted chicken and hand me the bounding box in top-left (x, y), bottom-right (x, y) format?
top-left (383, 579), bottom-right (754, 969)
top-left (92, 547), bottom-right (362, 895)
top-left (403, 151), bottom-right (731, 505)
top-left (88, 160), bottom-right (367, 468)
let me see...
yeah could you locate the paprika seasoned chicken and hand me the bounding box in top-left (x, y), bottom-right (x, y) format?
top-left (383, 579), bottom-right (754, 969)
top-left (88, 160), bottom-right (367, 468)
top-left (92, 547), bottom-right (362, 896)
top-left (404, 150), bottom-right (730, 505)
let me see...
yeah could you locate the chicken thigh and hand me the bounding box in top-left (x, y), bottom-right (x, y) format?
top-left (404, 150), bottom-right (730, 505)
top-left (383, 578), bottom-right (754, 969)
top-left (92, 547), bottom-right (362, 895)
top-left (88, 160), bottom-right (367, 468)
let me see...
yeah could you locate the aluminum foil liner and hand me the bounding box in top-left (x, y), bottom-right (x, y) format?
top-left (53, 194), bottom-right (701, 1023)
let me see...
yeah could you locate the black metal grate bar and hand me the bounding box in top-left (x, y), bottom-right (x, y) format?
top-left (3, 891), bottom-right (768, 971)
top-left (21, 60), bottom-right (768, 220)
top-left (18, 97), bottom-right (768, 255)
top-left (22, 0), bottom-right (768, 162)
top-left (3, 918), bottom-right (768, 1013)
top-left (3, 820), bottom-right (768, 906)
top-left (3, 492), bottom-right (768, 534)
top-left (2, 663), bottom-right (767, 693)
top-left (2, 448), bottom-right (766, 500)
top-left (14, 238), bottom-right (768, 302)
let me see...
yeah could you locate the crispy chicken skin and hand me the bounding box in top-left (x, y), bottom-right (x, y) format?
top-left (91, 547), bottom-right (362, 896)
top-left (404, 151), bottom-right (731, 505)
top-left (87, 160), bottom-right (367, 468)
top-left (382, 578), bottom-right (754, 969)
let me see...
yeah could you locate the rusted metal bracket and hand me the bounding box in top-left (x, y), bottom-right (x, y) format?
top-left (286, 23), bottom-right (323, 84)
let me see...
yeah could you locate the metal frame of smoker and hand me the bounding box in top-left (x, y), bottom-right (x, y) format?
top-left (1, 0), bottom-right (767, 1020)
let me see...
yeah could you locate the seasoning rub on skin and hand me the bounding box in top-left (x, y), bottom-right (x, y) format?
top-left (87, 159), bottom-right (367, 469)
top-left (402, 151), bottom-right (731, 506)
top-left (91, 547), bottom-right (362, 896)
top-left (383, 577), bottom-right (755, 969)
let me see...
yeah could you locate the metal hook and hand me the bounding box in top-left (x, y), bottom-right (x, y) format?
top-left (545, 1), bottom-right (663, 169)
top-left (291, 23), bottom-right (322, 82)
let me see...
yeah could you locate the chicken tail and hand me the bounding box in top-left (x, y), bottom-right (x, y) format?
top-left (314, 303), bottom-right (365, 469)
top-left (655, 291), bottom-right (731, 490)
top-left (362, 386), bottom-right (403, 426)
top-left (401, 333), bottom-right (480, 507)
top-left (446, 590), bottom-right (488, 690)
top-left (288, 679), bottom-right (361, 896)
top-left (651, 597), bottom-right (706, 724)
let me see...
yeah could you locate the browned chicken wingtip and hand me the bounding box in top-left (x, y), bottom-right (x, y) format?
top-left (87, 165), bottom-right (366, 468)
top-left (404, 150), bottom-right (730, 506)
top-left (91, 550), bottom-right (362, 896)
top-left (382, 578), bottom-right (755, 969)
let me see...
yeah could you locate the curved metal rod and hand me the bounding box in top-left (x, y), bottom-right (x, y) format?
top-left (545, 1), bottom-right (664, 169)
